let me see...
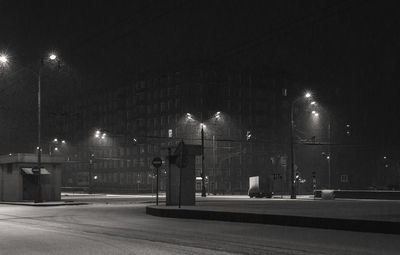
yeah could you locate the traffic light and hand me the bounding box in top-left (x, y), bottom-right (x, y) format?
top-left (346, 124), bottom-right (351, 136)
top-left (246, 130), bottom-right (252, 141)
top-left (89, 153), bottom-right (95, 164)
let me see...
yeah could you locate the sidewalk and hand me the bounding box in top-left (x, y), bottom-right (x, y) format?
top-left (146, 196), bottom-right (400, 235)
top-left (0, 201), bottom-right (88, 206)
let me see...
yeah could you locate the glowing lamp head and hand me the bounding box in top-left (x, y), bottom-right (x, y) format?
top-left (0, 54), bottom-right (8, 64)
top-left (61, 140), bottom-right (66, 144)
top-left (49, 54), bottom-right (57, 60)
top-left (53, 138), bottom-right (58, 142)
top-left (305, 92), bottom-right (312, 98)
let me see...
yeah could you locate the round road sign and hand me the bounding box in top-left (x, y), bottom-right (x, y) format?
top-left (152, 157), bottom-right (162, 168)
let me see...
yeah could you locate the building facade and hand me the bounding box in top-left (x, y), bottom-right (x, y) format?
top-left (59, 69), bottom-right (293, 194)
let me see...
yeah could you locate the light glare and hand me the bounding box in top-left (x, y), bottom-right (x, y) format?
top-left (0, 54), bottom-right (8, 63)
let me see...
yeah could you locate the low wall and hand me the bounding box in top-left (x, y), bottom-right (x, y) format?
top-left (315, 190), bottom-right (400, 200)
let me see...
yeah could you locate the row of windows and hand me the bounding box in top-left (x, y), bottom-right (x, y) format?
top-left (75, 171), bottom-right (153, 186)
top-left (146, 99), bottom-right (180, 114)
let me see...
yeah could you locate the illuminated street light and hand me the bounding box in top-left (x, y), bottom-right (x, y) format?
top-left (34, 52), bottom-right (59, 202)
top-left (49, 54), bottom-right (57, 60)
top-left (290, 91), bottom-right (314, 199)
top-left (49, 138), bottom-right (67, 156)
top-left (185, 111), bottom-right (221, 197)
top-left (0, 54), bottom-right (8, 64)
top-left (310, 101), bottom-right (316, 105)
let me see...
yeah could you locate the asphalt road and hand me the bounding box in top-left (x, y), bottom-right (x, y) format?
top-left (0, 195), bottom-right (399, 254)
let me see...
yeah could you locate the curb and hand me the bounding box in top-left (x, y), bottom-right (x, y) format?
top-left (0, 202), bottom-right (89, 207)
top-left (146, 206), bottom-right (400, 235)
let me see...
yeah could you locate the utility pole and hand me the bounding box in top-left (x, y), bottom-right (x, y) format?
top-left (35, 59), bottom-right (43, 203)
top-left (201, 126), bottom-right (206, 197)
top-left (328, 122), bottom-right (332, 189)
top-left (290, 100), bottom-right (296, 199)
top-left (212, 135), bottom-right (216, 195)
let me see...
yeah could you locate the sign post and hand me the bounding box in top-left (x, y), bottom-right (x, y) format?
top-left (152, 157), bottom-right (163, 206)
top-left (175, 141), bottom-right (187, 208)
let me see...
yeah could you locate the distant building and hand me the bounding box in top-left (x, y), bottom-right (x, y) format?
top-left (58, 69), bottom-right (292, 194)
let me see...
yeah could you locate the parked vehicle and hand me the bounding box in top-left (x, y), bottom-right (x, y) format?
top-left (248, 176), bottom-right (273, 198)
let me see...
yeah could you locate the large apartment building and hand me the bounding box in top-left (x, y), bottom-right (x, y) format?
top-left (59, 69), bottom-right (291, 194)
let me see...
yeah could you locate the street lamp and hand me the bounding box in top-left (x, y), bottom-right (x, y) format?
top-left (0, 54), bottom-right (8, 64)
top-left (36, 53), bottom-right (59, 202)
top-left (49, 138), bottom-right (67, 156)
top-left (94, 130), bottom-right (107, 139)
top-left (1, 52), bottom-right (59, 202)
top-left (49, 54), bottom-right (57, 60)
top-left (200, 122), bottom-right (206, 197)
top-left (290, 91), bottom-right (313, 199)
top-left (185, 111), bottom-right (221, 197)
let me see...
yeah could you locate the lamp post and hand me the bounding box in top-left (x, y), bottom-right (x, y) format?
top-left (290, 92), bottom-right (312, 199)
top-left (36, 54), bottom-right (58, 203)
top-left (201, 123), bottom-right (206, 197)
top-left (0, 52), bottom-right (58, 203)
top-left (186, 112), bottom-right (221, 197)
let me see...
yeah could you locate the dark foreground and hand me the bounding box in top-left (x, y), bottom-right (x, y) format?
top-left (0, 194), bottom-right (399, 254)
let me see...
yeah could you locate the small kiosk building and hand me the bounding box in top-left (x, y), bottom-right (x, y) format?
top-left (0, 153), bottom-right (64, 202)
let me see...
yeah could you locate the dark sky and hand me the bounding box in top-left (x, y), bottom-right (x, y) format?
top-left (1, 0), bottom-right (400, 153)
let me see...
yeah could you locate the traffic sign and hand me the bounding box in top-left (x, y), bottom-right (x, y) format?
top-left (32, 167), bottom-right (40, 174)
top-left (152, 157), bottom-right (162, 168)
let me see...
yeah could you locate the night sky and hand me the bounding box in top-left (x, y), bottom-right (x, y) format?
top-left (1, 0), bottom-right (400, 153)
